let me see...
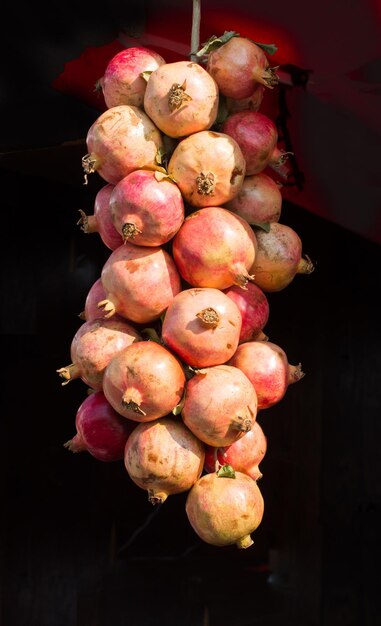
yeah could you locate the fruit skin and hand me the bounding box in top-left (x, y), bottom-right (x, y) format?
top-left (224, 172), bottom-right (282, 226)
top-left (124, 416), bottom-right (205, 504)
top-left (77, 183), bottom-right (123, 251)
top-left (172, 206), bottom-right (257, 290)
top-left (100, 46), bottom-right (166, 108)
top-left (167, 130), bottom-right (246, 208)
top-left (161, 287), bottom-right (242, 368)
top-left (102, 341), bottom-right (186, 422)
top-left (185, 469), bottom-right (264, 548)
top-left (64, 391), bottom-right (136, 462)
top-left (143, 60), bottom-right (219, 138)
top-left (224, 282), bottom-right (270, 343)
top-left (229, 340), bottom-right (305, 409)
top-left (181, 364), bottom-right (258, 447)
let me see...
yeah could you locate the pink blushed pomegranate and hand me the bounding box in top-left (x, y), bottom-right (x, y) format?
top-left (172, 207), bottom-right (257, 289)
top-left (161, 287), bottom-right (242, 368)
top-left (225, 83), bottom-right (265, 114)
top-left (222, 110), bottom-right (278, 176)
top-left (102, 341), bottom-right (186, 422)
top-left (64, 391), bottom-right (136, 462)
top-left (143, 60), bottom-right (219, 138)
top-left (224, 172), bottom-right (283, 226)
top-left (186, 468), bottom-right (264, 548)
top-left (167, 130), bottom-right (246, 207)
top-left (182, 365), bottom-right (258, 447)
top-left (77, 183), bottom-right (123, 250)
top-left (110, 169), bottom-right (184, 246)
top-left (56, 317), bottom-right (141, 390)
top-left (204, 420), bottom-right (267, 481)
top-left (229, 340), bottom-right (305, 409)
top-left (205, 35), bottom-right (279, 99)
top-left (124, 416), bottom-right (205, 504)
top-left (82, 105), bottom-right (163, 185)
top-left (251, 222), bottom-right (315, 292)
top-left (98, 243), bottom-right (181, 323)
top-left (100, 46), bottom-right (166, 108)
top-left (224, 282), bottom-right (270, 343)
top-left (81, 278), bottom-right (107, 322)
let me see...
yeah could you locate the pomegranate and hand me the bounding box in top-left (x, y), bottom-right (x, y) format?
top-left (102, 341), bottom-right (186, 422)
top-left (225, 83), bottom-right (265, 114)
top-left (57, 317), bottom-right (141, 390)
top-left (186, 468), bottom-right (264, 548)
top-left (124, 416), bottom-right (205, 504)
top-left (204, 420), bottom-right (267, 480)
top-left (229, 340), bottom-right (305, 409)
top-left (64, 390), bottom-right (136, 462)
top-left (224, 172), bottom-right (282, 225)
top-left (81, 277), bottom-right (107, 322)
top-left (251, 222), bottom-right (315, 292)
top-left (161, 287), bottom-right (242, 368)
top-left (205, 35), bottom-right (279, 98)
top-left (182, 365), bottom-right (257, 447)
top-left (167, 130), bottom-right (246, 207)
top-left (143, 60), bottom-right (219, 138)
top-left (99, 46), bottom-right (166, 108)
top-left (268, 145), bottom-right (293, 180)
top-left (98, 243), bottom-right (181, 323)
top-left (222, 110), bottom-right (278, 176)
top-left (172, 206), bottom-right (257, 289)
top-left (77, 183), bottom-right (123, 250)
top-left (224, 282), bottom-right (269, 343)
top-left (82, 105), bottom-right (163, 185)
top-left (109, 168), bottom-right (184, 246)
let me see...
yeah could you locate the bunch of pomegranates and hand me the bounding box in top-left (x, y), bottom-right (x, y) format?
top-left (59, 32), bottom-right (314, 551)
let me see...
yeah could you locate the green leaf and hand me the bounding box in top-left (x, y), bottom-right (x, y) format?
top-left (141, 70), bottom-right (153, 82)
top-left (217, 464), bottom-right (236, 478)
top-left (172, 395), bottom-right (185, 415)
top-left (252, 222), bottom-right (271, 232)
top-left (141, 328), bottom-right (162, 343)
top-left (253, 41), bottom-right (278, 55)
top-left (196, 31), bottom-right (239, 58)
top-left (215, 94), bottom-right (229, 125)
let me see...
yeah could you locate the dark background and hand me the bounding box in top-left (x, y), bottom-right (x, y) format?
top-left (1, 2), bottom-right (381, 625)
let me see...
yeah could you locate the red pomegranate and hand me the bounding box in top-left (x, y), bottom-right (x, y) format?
top-left (98, 243), bottom-right (181, 323)
top-left (81, 278), bottom-right (107, 322)
top-left (229, 340), bottom-right (305, 409)
top-left (161, 287), bottom-right (242, 368)
top-left (143, 60), bottom-right (219, 137)
top-left (172, 206), bottom-right (257, 289)
top-left (224, 282), bottom-right (270, 343)
top-left (100, 46), bottom-right (166, 108)
top-left (109, 168), bottom-right (184, 246)
top-left (64, 390), bottom-right (136, 462)
top-left (77, 183), bottom-right (123, 250)
top-left (56, 317), bottom-right (141, 390)
top-left (251, 222), bottom-right (315, 292)
top-left (102, 341), bottom-right (186, 421)
top-left (224, 172), bottom-right (282, 225)
top-left (186, 468), bottom-right (265, 548)
top-left (124, 416), bottom-right (205, 504)
top-left (167, 130), bottom-right (246, 207)
top-left (82, 105), bottom-right (163, 185)
top-left (181, 365), bottom-right (258, 447)
top-left (225, 83), bottom-right (265, 114)
top-left (222, 110), bottom-right (278, 176)
top-left (204, 420), bottom-right (267, 481)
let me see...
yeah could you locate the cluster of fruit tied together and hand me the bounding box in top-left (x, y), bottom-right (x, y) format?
top-left (58, 32), bottom-right (314, 550)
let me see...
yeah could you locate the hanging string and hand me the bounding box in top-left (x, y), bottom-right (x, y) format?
top-left (190, 0), bottom-right (201, 61)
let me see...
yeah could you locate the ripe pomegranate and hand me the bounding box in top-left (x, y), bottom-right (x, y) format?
top-left (161, 287), bottom-right (242, 368)
top-left (124, 416), bottom-right (205, 504)
top-left (186, 468), bottom-right (264, 548)
top-left (167, 130), bottom-right (246, 207)
top-left (224, 172), bottom-right (282, 225)
top-left (268, 145), bottom-right (293, 180)
top-left (225, 83), bottom-right (265, 114)
top-left (80, 277), bottom-right (107, 321)
top-left (99, 46), bottom-right (166, 108)
top-left (64, 391), bottom-right (136, 461)
top-left (172, 206), bottom-right (257, 289)
top-left (229, 340), bottom-right (305, 409)
top-left (224, 282), bottom-right (269, 343)
top-left (205, 35), bottom-right (279, 99)
top-left (143, 60), bottom-right (219, 138)
top-left (77, 183), bottom-right (123, 250)
top-left (98, 243), bottom-right (181, 323)
top-left (102, 341), bottom-right (186, 422)
top-left (82, 105), bottom-right (163, 185)
top-left (57, 317), bottom-right (141, 390)
top-left (204, 420), bottom-right (267, 480)
top-left (109, 168), bottom-right (184, 246)
top-left (251, 222), bottom-right (315, 292)
top-left (182, 365), bottom-right (257, 447)
top-left (222, 110), bottom-right (278, 176)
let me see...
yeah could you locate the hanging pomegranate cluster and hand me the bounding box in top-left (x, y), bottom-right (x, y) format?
top-left (59, 32), bottom-right (314, 550)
